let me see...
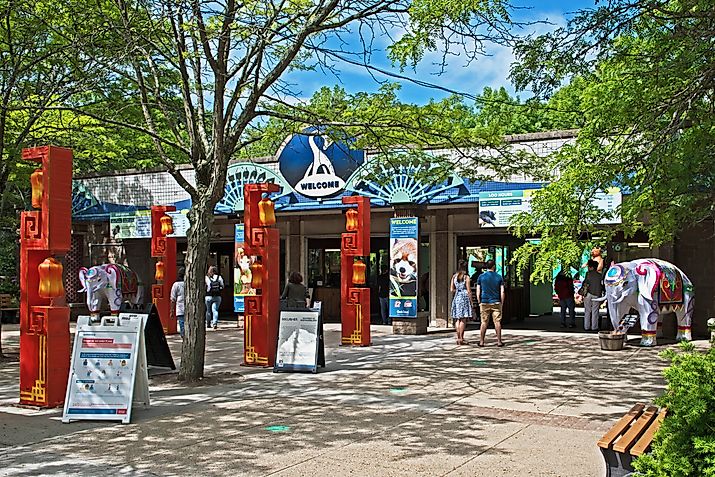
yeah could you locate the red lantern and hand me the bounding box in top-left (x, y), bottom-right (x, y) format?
top-left (258, 197), bottom-right (276, 226)
top-left (160, 215), bottom-right (174, 236)
top-left (250, 261), bottom-right (264, 289)
top-left (346, 208), bottom-right (358, 232)
top-left (30, 169), bottom-right (44, 209)
top-left (38, 257), bottom-right (65, 298)
top-left (352, 259), bottom-right (366, 286)
top-left (155, 260), bottom-right (165, 281)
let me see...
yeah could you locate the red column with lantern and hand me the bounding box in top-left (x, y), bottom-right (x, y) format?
top-left (242, 183), bottom-right (280, 366)
top-left (151, 206), bottom-right (177, 334)
top-left (19, 146), bottom-right (72, 407)
top-left (341, 196), bottom-right (371, 346)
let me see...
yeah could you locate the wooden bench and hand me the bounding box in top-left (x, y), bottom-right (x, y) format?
top-left (0, 294), bottom-right (19, 324)
top-left (598, 403), bottom-right (667, 477)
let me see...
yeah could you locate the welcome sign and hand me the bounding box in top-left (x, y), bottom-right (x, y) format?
top-left (389, 217), bottom-right (419, 318)
top-left (277, 128), bottom-right (364, 199)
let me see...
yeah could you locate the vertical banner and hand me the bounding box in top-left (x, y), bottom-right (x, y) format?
top-left (233, 224), bottom-right (256, 313)
top-left (389, 217), bottom-right (418, 318)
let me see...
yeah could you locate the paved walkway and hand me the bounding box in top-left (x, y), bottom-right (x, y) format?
top-left (0, 322), bottom-right (708, 476)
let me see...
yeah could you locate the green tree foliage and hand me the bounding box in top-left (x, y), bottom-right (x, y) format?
top-left (62, 0), bottom-right (522, 382)
top-left (509, 0), bottom-right (715, 280)
top-left (634, 344), bottom-right (715, 476)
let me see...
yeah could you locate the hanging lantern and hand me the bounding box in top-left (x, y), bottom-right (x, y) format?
top-left (30, 168), bottom-right (44, 209)
top-left (250, 261), bottom-right (264, 289)
top-left (345, 208), bottom-right (359, 232)
top-left (258, 197), bottom-right (276, 226)
top-left (352, 259), bottom-right (366, 286)
top-left (155, 260), bottom-right (165, 281)
top-left (160, 215), bottom-right (174, 236)
top-left (38, 257), bottom-right (65, 298)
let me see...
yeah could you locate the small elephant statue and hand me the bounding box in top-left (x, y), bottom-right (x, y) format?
top-left (79, 264), bottom-right (144, 314)
top-left (600, 259), bottom-right (694, 346)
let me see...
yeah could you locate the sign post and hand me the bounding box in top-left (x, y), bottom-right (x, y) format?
top-left (62, 314), bottom-right (149, 424)
top-left (274, 305), bottom-right (325, 373)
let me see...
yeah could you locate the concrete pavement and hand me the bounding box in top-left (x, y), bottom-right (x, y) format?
top-left (0, 321), bottom-right (708, 476)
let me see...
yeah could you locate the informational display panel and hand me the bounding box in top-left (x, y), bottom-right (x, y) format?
top-left (109, 210), bottom-right (152, 239)
top-left (478, 187), bottom-right (622, 228)
top-left (62, 314), bottom-right (149, 424)
top-left (389, 217), bottom-right (419, 318)
top-left (166, 209), bottom-right (190, 237)
top-left (274, 306), bottom-right (324, 373)
top-left (234, 224), bottom-right (257, 313)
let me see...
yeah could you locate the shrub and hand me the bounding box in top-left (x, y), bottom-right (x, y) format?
top-left (633, 343), bottom-right (715, 476)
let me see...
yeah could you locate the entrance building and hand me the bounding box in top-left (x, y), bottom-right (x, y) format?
top-left (68, 130), bottom-right (713, 336)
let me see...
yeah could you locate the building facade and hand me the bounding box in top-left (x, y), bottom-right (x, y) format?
top-left (68, 130), bottom-right (713, 337)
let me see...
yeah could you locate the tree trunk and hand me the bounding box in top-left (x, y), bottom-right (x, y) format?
top-left (179, 198), bottom-right (214, 382)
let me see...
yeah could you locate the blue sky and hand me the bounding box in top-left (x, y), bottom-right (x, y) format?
top-left (286, 0), bottom-right (597, 105)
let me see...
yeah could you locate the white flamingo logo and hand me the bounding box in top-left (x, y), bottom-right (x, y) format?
top-left (303, 136), bottom-right (336, 180)
top-left (295, 134), bottom-right (345, 197)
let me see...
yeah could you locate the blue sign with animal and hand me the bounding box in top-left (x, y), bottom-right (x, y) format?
top-left (278, 127), bottom-right (364, 199)
top-left (599, 259), bottom-right (694, 346)
top-left (389, 217), bottom-right (419, 318)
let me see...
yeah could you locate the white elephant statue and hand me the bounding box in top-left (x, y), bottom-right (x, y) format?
top-left (601, 259), bottom-right (694, 346)
top-left (79, 264), bottom-right (144, 314)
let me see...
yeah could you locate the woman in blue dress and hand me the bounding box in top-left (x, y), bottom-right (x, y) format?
top-left (451, 260), bottom-right (473, 345)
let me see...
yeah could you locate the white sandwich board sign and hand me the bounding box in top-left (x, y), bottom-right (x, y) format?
top-left (62, 313), bottom-right (149, 424)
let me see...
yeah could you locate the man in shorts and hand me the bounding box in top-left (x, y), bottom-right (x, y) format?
top-left (476, 260), bottom-right (505, 347)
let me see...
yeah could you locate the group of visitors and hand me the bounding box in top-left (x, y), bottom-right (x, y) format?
top-left (450, 259), bottom-right (504, 347)
top-left (169, 265), bottom-right (309, 339)
top-left (554, 247), bottom-right (608, 332)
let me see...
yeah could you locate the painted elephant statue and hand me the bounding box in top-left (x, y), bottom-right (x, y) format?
top-left (78, 264), bottom-right (144, 314)
top-left (600, 259), bottom-right (694, 346)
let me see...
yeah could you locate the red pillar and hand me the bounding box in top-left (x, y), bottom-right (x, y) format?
top-left (151, 206), bottom-right (177, 335)
top-left (242, 183), bottom-right (280, 366)
top-left (341, 196), bottom-right (371, 346)
top-left (19, 146), bottom-right (72, 407)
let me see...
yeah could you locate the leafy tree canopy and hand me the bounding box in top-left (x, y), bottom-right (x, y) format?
top-left (509, 0), bottom-right (715, 281)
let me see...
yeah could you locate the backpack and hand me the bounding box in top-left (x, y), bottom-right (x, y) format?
top-left (208, 276), bottom-right (223, 296)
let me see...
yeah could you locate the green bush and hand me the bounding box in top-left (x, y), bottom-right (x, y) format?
top-left (633, 343), bottom-right (715, 476)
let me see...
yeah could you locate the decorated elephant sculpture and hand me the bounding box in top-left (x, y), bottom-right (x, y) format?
top-left (78, 264), bottom-right (144, 314)
top-left (599, 259), bottom-right (694, 346)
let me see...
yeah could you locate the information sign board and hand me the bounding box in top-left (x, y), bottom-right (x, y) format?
top-left (166, 209), bottom-right (190, 237)
top-left (274, 306), bottom-right (325, 373)
top-left (109, 210), bottom-right (152, 239)
top-left (62, 314), bottom-right (149, 424)
top-left (478, 187), bottom-right (622, 228)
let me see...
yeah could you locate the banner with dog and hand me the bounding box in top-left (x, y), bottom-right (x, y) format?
top-left (234, 224), bottom-right (257, 313)
top-left (389, 217), bottom-right (418, 318)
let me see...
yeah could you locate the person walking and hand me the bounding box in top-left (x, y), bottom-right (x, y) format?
top-left (377, 267), bottom-right (391, 325)
top-left (170, 267), bottom-right (186, 338)
top-left (205, 265), bottom-right (224, 330)
top-left (450, 260), bottom-right (473, 345)
top-left (476, 259), bottom-right (505, 347)
top-left (554, 270), bottom-right (576, 328)
top-left (582, 260), bottom-right (604, 331)
top-left (281, 271), bottom-right (309, 309)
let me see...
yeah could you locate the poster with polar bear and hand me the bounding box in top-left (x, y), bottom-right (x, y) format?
top-left (389, 217), bottom-right (419, 318)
